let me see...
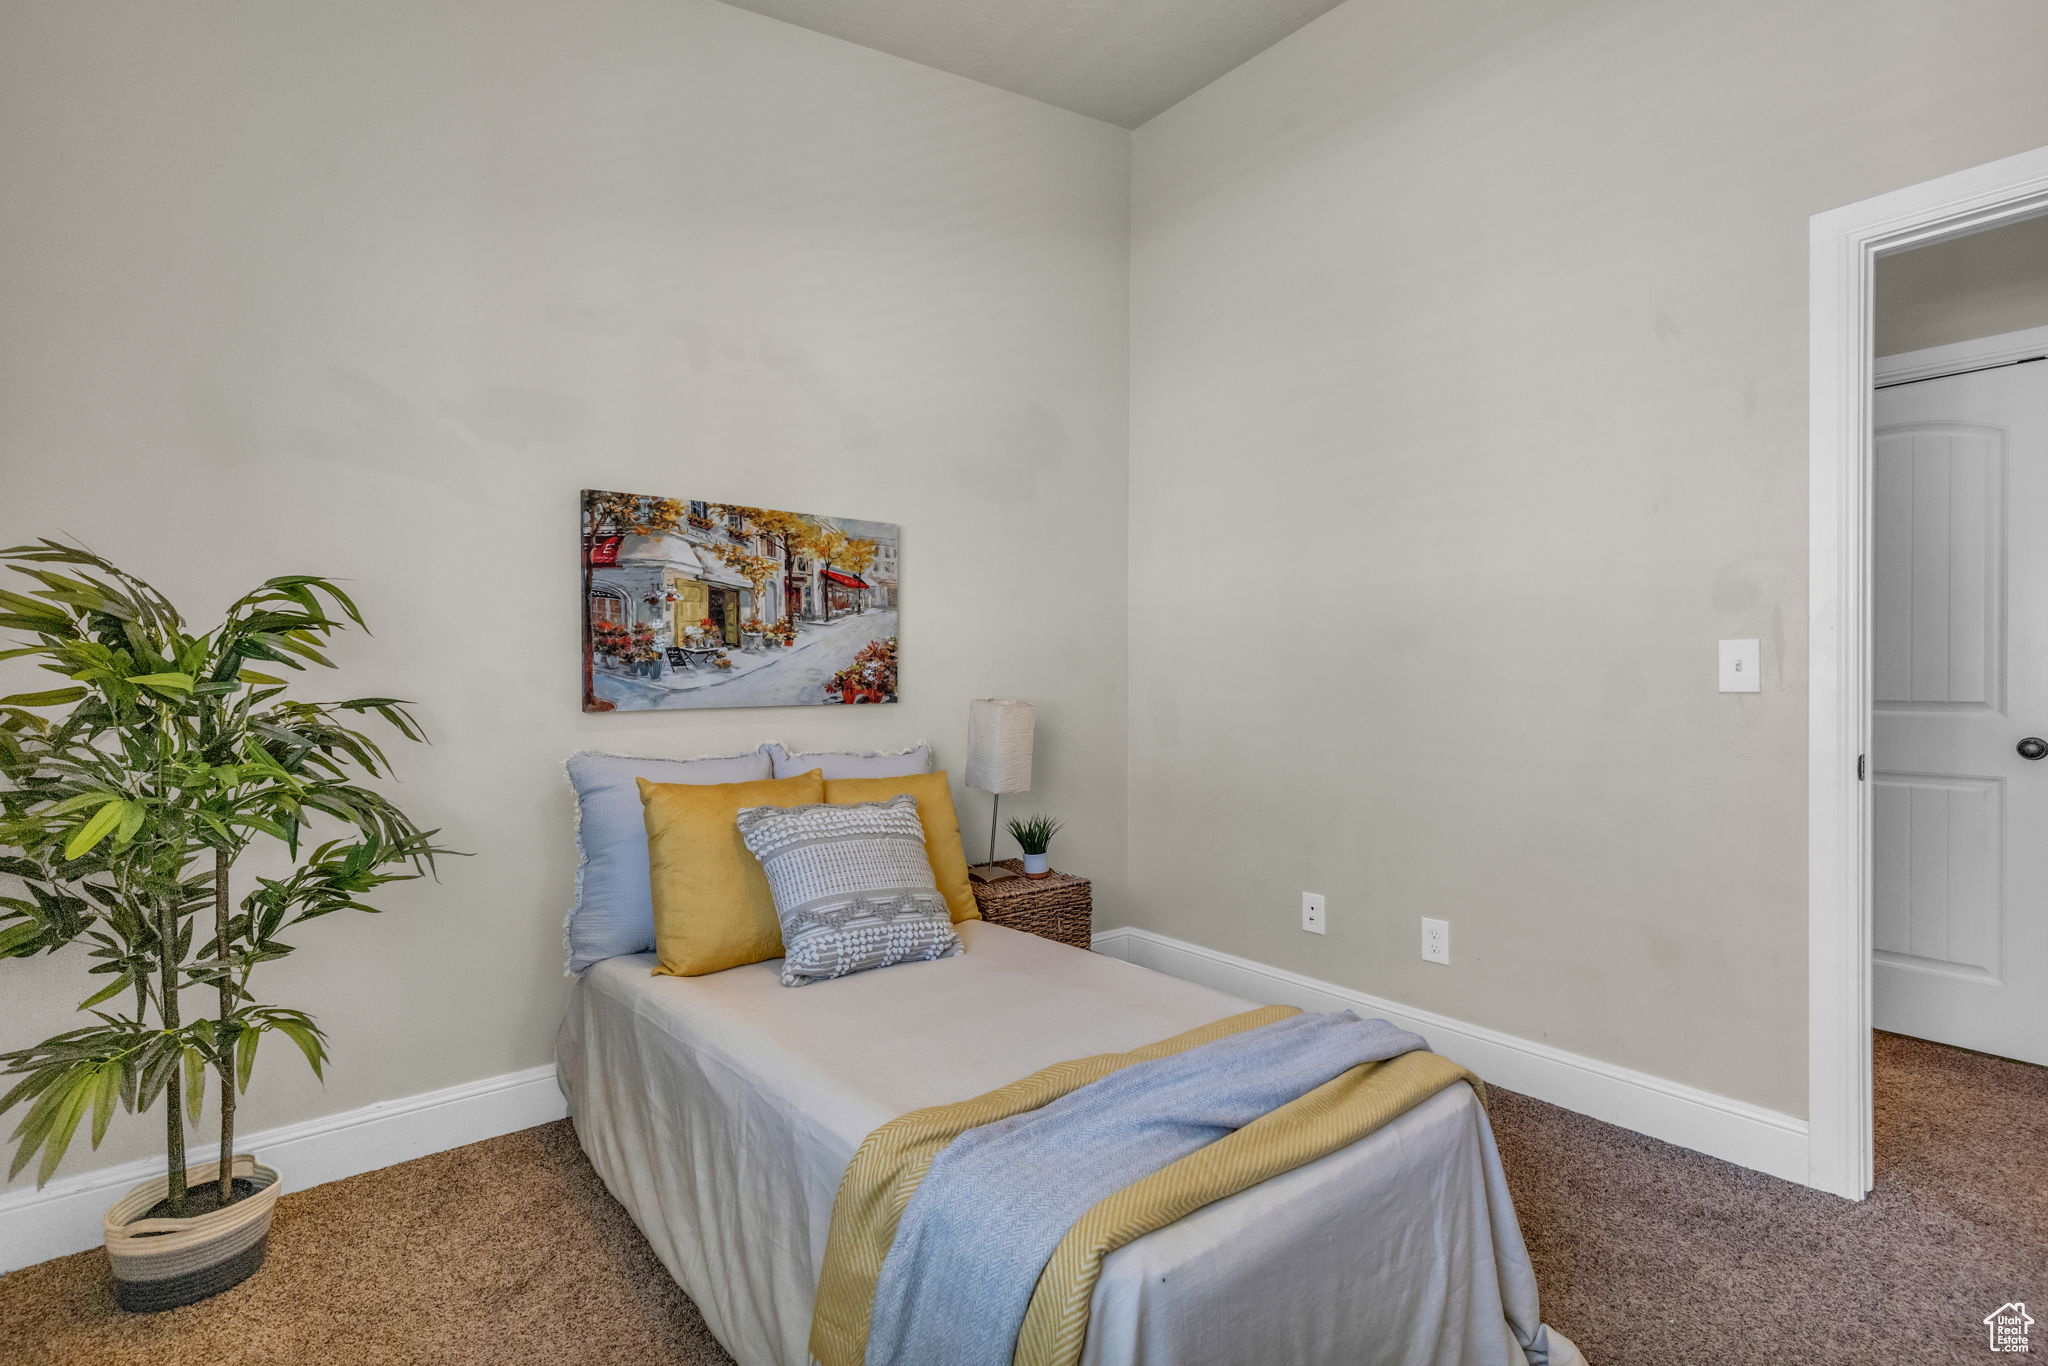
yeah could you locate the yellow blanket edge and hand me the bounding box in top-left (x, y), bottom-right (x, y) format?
top-left (1012, 1050), bottom-right (1481, 1366)
top-left (806, 1004), bottom-right (1300, 1366)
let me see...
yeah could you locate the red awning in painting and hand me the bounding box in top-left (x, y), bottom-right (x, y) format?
top-left (587, 536), bottom-right (622, 566)
top-left (822, 570), bottom-right (869, 589)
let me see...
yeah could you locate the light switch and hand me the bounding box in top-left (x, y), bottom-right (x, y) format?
top-left (1719, 638), bottom-right (1760, 693)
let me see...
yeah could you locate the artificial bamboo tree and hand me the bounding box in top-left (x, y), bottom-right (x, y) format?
top-left (0, 540), bottom-right (448, 1218)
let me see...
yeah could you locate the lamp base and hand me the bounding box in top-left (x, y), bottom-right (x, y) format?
top-left (969, 863), bottom-right (1022, 883)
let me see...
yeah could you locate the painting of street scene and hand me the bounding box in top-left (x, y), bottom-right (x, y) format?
top-left (581, 490), bottom-right (899, 712)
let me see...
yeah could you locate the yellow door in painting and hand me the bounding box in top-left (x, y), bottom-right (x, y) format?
top-left (672, 579), bottom-right (709, 639)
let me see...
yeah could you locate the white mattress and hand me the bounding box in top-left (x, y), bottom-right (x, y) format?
top-left (556, 920), bottom-right (1581, 1366)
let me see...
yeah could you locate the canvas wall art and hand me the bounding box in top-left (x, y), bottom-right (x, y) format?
top-left (581, 490), bottom-right (900, 712)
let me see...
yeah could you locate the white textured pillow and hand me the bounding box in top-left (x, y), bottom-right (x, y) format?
top-left (764, 741), bottom-right (931, 780)
top-left (562, 747), bottom-right (772, 973)
top-left (735, 795), bottom-right (962, 987)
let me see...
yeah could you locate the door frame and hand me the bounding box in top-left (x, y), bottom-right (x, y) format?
top-left (1808, 143), bottom-right (2048, 1200)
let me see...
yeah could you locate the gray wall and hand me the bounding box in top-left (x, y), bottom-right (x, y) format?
top-left (0, 0), bottom-right (1131, 1187)
top-left (1129, 0), bottom-right (2048, 1118)
top-left (10, 0), bottom-right (2048, 1195)
top-left (1876, 213), bottom-right (2048, 356)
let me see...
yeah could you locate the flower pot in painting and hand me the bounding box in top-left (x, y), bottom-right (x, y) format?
top-left (104, 1156), bottom-right (281, 1312)
top-left (1022, 852), bottom-right (1050, 877)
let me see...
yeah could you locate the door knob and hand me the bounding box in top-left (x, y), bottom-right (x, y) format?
top-left (2020, 737), bottom-right (2048, 761)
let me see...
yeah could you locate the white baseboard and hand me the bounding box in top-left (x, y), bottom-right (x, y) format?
top-left (1094, 925), bottom-right (1811, 1187)
top-left (0, 1064), bottom-right (568, 1275)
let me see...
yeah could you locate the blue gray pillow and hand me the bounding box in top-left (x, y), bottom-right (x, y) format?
top-left (735, 795), bottom-right (962, 987)
top-left (562, 747), bottom-right (772, 973)
top-left (763, 741), bottom-right (931, 780)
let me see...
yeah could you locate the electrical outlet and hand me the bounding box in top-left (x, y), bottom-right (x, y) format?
top-left (1301, 891), bottom-right (1326, 935)
top-left (1420, 917), bottom-right (1450, 964)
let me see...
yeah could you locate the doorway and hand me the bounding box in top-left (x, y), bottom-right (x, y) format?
top-left (672, 577), bottom-right (710, 642)
top-left (709, 585), bottom-right (741, 646)
top-left (1870, 325), bottom-right (2048, 1068)
top-left (1808, 143), bottom-right (2048, 1200)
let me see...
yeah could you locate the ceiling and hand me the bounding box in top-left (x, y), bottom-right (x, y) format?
top-left (711, 0), bottom-right (1348, 128)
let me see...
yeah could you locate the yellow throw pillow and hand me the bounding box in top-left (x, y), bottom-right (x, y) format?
top-left (640, 770), bottom-right (825, 977)
top-left (823, 771), bottom-right (979, 923)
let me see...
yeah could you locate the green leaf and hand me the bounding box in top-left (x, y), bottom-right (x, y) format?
top-left (0, 589), bottom-right (68, 624)
top-left (89, 1065), bottom-right (119, 1148)
top-left (37, 1075), bottom-right (93, 1186)
top-left (0, 921), bottom-right (43, 956)
top-left (124, 672), bottom-right (194, 694)
top-left (41, 790), bottom-right (123, 818)
top-left (235, 1027), bottom-right (258, 1092)
top-left (183, 1048), bottom-right (205, 1123)
top-left (9, 1111), bottom-right (53, 1178)
top-left (136, 1044), bottom-right (178, 1113)
top-left (0, 1067), bottom-right (62, 1119)
top-left (75, 973), bottom-right (130, 1010)
top-left (62, 800), bottom-right (129, 860)
top-left (9, 1065), bottom-right (89, 1184)
top-left (0, 687), bottom-right (86, 708)
top-left (113, 800), bottom-right (145, 846)
top-left (238, 670), bottom-right (286, 685)
top-left (271, 1019), bottom-right (326, 1080)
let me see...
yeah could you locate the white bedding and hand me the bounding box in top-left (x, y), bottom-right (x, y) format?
top-left (556, 920), bottom-right (1583, 1366)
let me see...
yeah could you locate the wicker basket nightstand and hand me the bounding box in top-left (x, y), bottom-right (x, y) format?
top-left (970, 861), bottom-right (1092, 949)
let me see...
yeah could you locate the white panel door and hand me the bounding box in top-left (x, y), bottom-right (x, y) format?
top-left (1873, 360), bottom-right (2048, 1065)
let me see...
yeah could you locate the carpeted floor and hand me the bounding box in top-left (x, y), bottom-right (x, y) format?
top-left (1, 1030), bottom-right (2041, 1365)
top-left (0, 1119), bottom-right (737, 1366)
top-left (1492, 1030), bottom-right (2048, 1363)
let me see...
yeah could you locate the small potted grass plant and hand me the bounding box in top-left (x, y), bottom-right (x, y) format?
top-left (0, 540), bottom-right (449, 1310)
top-left (1005, 814), bottom-right (1064, 878)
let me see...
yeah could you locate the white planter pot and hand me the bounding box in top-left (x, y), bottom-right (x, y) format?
top-left (104, 1155), bottom-right (280, 1312)
top-left (1021, 852), bottom-right (1050, 877)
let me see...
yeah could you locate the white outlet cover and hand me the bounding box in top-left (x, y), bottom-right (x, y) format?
top-left (1420, 917), bottom-right (1450, 964)
top-left (1301, 891), bottom-right (1326, 935)
top-left (1718, 638), bottom-right (1760, 693)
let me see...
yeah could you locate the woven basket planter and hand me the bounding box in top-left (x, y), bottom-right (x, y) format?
top-left (104, 1155), bottom-right (280, 1312)
top-left (971, 861), bottom-right (1092, 949)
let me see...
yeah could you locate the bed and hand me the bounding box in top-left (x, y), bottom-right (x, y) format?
top-left (556, 919), bottom-right (1582, 1366)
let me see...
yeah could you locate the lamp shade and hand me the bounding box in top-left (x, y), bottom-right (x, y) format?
top-left (965, 699), bottom-right (1035, 794)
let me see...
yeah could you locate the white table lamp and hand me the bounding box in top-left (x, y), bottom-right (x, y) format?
top-left (965, 698), bottom-right (1035, 882)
